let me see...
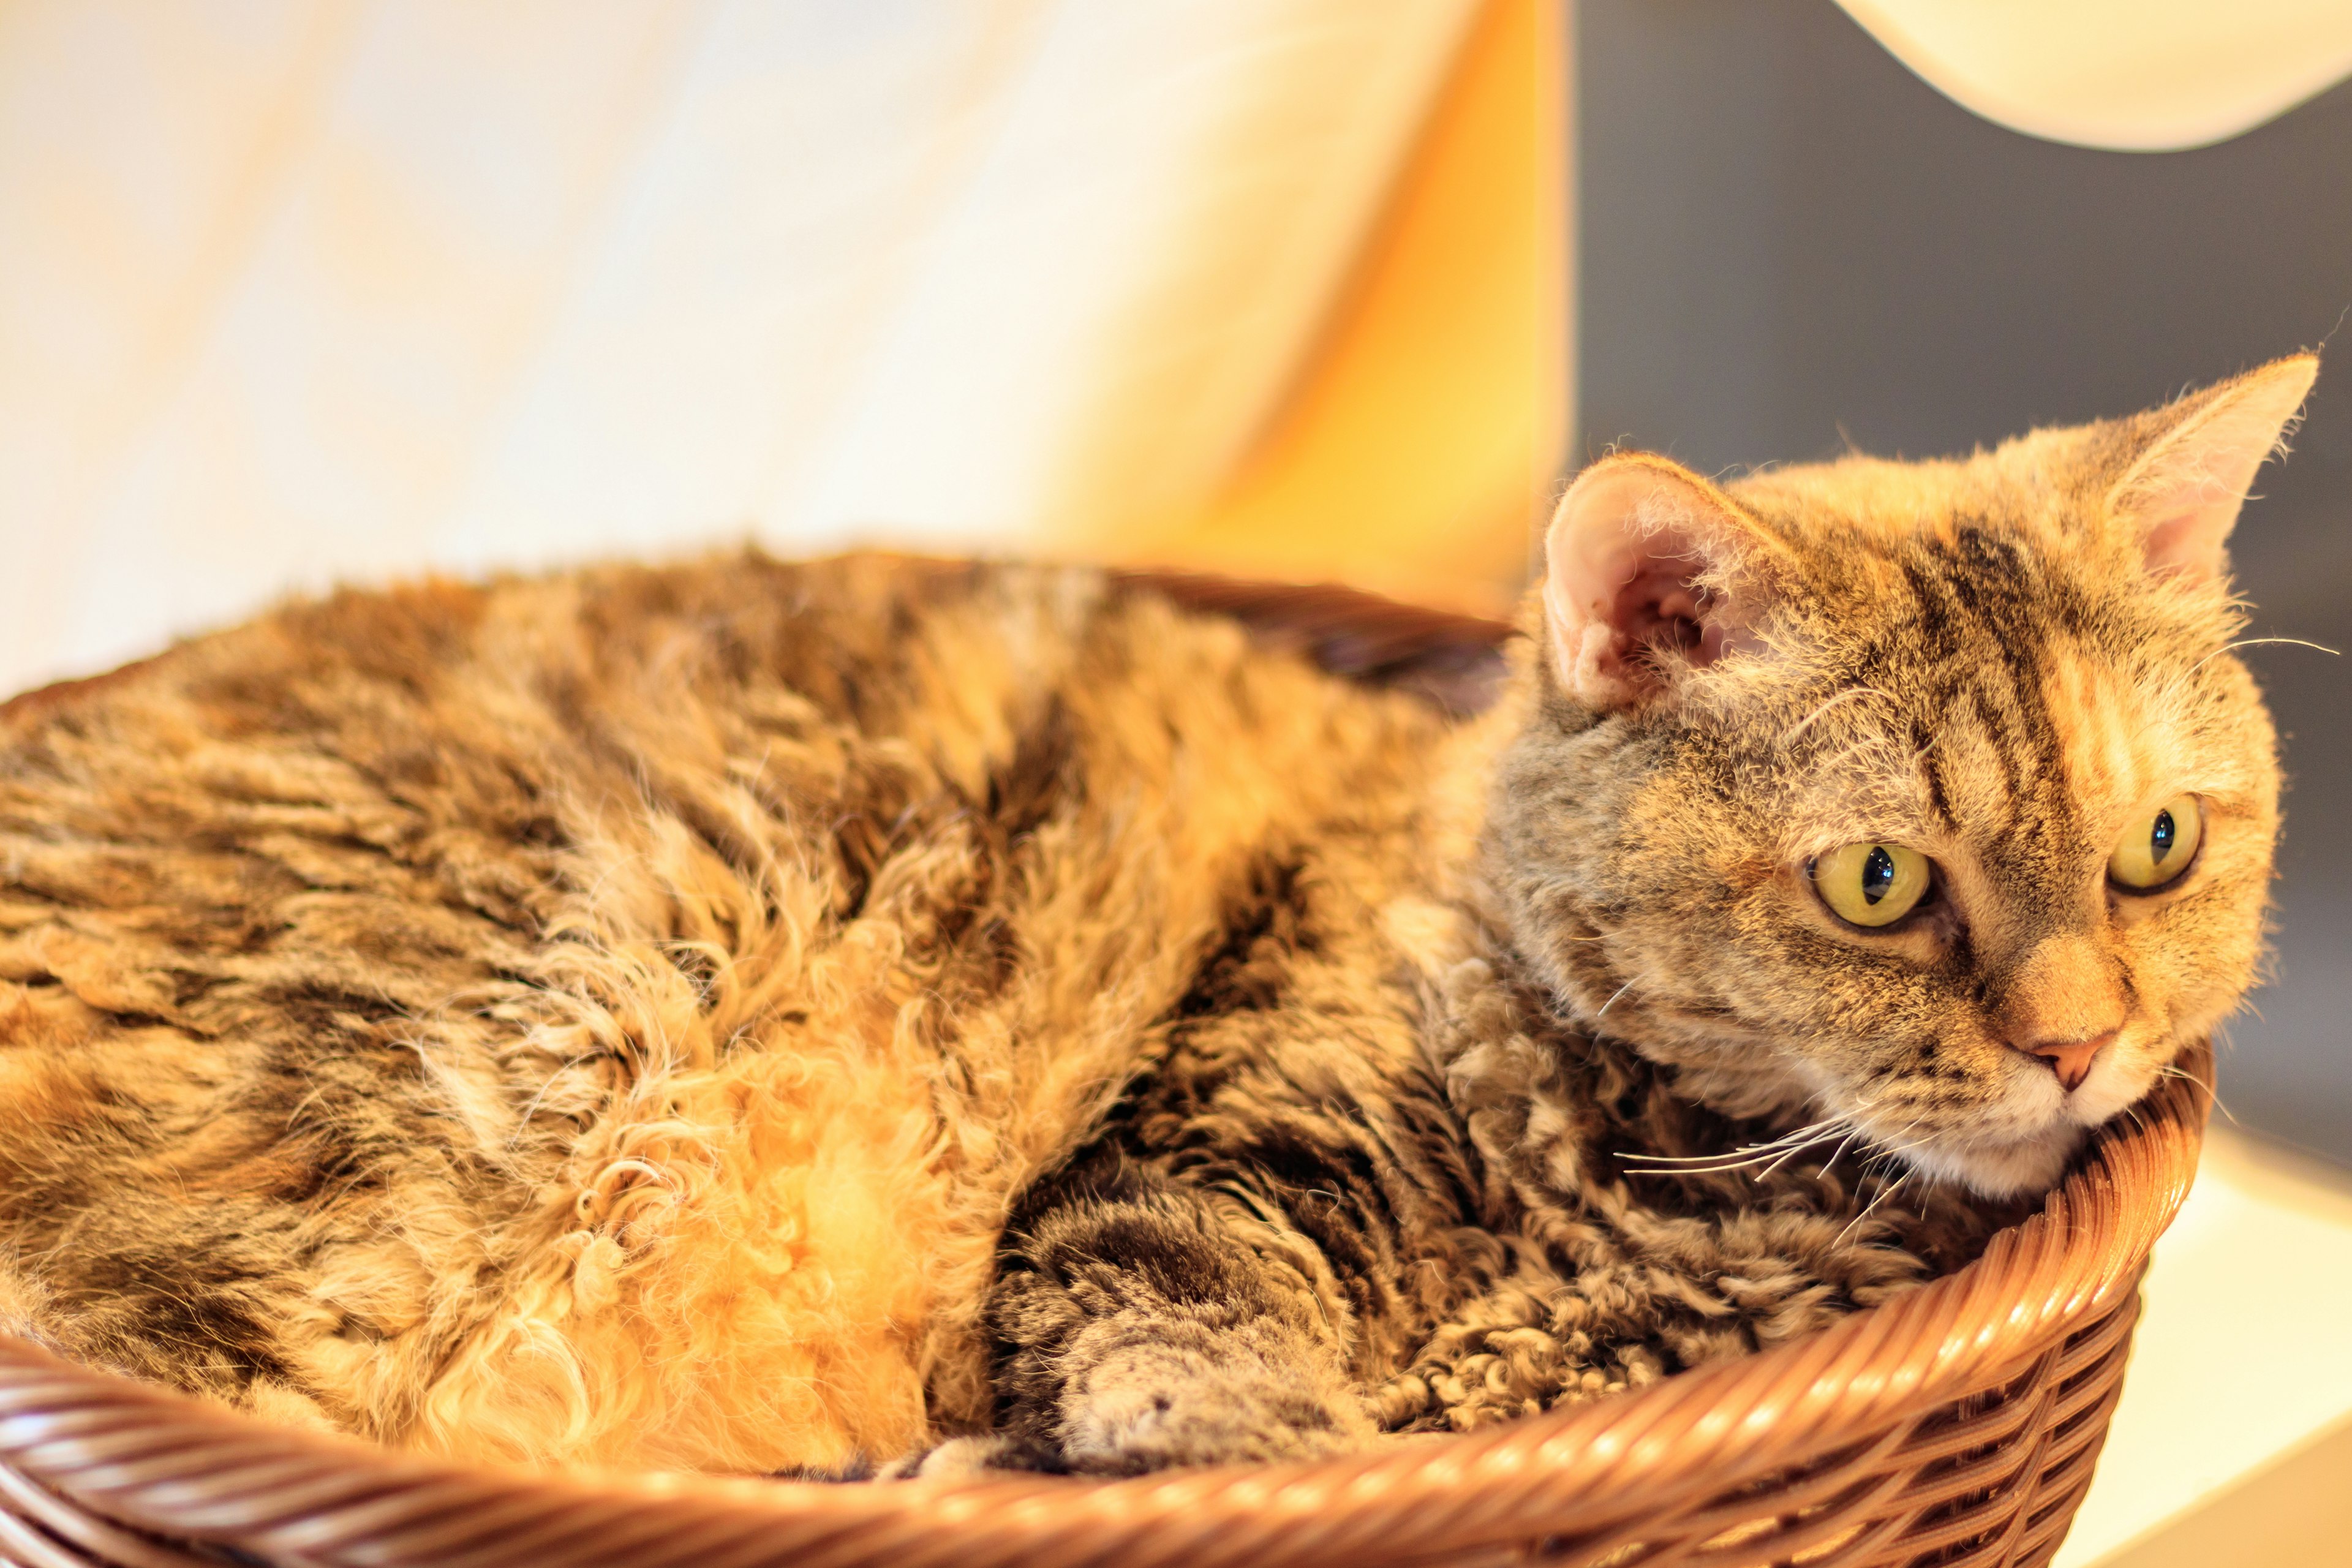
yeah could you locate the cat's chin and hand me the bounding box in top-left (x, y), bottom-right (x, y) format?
top-left (1894, 1122), bottom-right (2087, 1200)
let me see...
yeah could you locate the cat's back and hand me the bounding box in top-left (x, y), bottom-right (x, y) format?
top-left (0, 551), bottom-right (1496, 1474)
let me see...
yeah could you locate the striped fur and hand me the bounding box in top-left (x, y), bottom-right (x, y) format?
top-left (0, 362), bottom-right (2306, 1475)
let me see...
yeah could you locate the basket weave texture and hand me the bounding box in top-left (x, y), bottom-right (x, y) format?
top-left (0, 575), bottom-right (2209, 1568)
top-left (0, 1055), bottom-right (2203, 1568)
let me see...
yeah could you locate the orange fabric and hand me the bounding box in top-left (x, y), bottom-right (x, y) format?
top-left (1090, 0), bottom-right (1568, 616)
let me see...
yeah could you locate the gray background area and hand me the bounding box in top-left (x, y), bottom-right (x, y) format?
top-left (1575, 0), bottom-right (2352, 1163)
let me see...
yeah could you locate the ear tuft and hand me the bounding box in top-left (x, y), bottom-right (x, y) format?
top-left (2109, 353), bottom-right (2317, 583)
top-left (1541, 453), bottom-right (1780, 710)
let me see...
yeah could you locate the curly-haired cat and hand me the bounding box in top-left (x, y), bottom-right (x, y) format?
top-left (0, 356), bottom-right (2309, 1477)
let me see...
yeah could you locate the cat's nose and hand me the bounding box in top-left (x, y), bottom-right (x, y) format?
top-left (1992, 933), bottom-right (2125, 1091)
top-left (2010, 1029), bottom-right (2117, 1093)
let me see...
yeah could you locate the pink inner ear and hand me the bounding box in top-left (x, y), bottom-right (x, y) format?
top-left (1553, 510), bottom-right (1745, 703)
top-left (2138, 505), bottom-right (2228, 581)
top-left (2112, 354), bottom-right (2317, 584)
top-left (1607, 537), bottom-right (1724, 666)
top-left (1544, 458), bottom-right (1770, 707)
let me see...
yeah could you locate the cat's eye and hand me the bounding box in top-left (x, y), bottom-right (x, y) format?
top-left (1810, 842), bottom-right (1932, 928)
top-left (2108, 794), bottom-right (2202, 891)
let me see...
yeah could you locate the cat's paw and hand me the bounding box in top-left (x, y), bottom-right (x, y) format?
top-left (771, 1453), bottom-right (881, 1482)
top-left (878, 1434), bottom-right (1066, 1479)
top-left (1052, 1322), bottom-right (1378, 1474)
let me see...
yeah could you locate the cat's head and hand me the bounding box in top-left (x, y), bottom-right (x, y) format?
top-left (1494, 355), bottom-right (2314, 1197)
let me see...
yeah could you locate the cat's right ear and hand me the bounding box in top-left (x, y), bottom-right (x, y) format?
top-left (1542, 453), bottom-right (1784, 710)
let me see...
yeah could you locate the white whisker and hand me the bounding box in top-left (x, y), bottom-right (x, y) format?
top-left (1779, 686), bottom-right (1890, 747)
top-left (1594, 977), bottom-right (1638, 1019)
top-left (2189, 636), bottom-right (2340, 675)
top-left (1835, 1170), bottom-right (1913, 1247)
top-left (2157, 1065), bottom-right (2238, 1126)
top-left (1757, 1121), bottom-right (1849, 1180)
top-left (1621, 1117), bottom-right (1845, 1175)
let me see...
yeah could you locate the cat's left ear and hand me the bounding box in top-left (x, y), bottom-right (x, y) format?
top-left (1542, 452), bottom-right (1789, 710)
top-left (2106, 353), bottom-right (2318, 583)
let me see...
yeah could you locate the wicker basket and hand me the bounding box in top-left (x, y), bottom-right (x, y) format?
top-left (0, 1053), bottom-right (2203, 1568)
top-left (0, 575), bottom-right (2209, 1568)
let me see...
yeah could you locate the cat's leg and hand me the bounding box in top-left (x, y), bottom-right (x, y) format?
top-left (1373, 1210), bottom-right (1937, 1436)
top-left (959, 1158), bottom-right (1379, 1476)
top-left (1371, 1272), bottom-right (1676, 1434)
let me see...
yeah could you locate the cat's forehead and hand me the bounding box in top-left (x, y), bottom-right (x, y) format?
top-left (1760, 630), bottom-right (2136, 821)
top-left (1748, 592), bottom-right (2261, 875)
top-left (1623, 399), bottom-right (2278, 849)
top-left (1695, 489), bottom-right (2248, 853)
top-left (1722, 441), bottom-right (2196, 672)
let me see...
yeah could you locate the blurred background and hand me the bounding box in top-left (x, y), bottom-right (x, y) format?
top-left (1, 4), bottom-right (2347, 1562)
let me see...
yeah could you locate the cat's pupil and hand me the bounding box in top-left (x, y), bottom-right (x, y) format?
top-left (1860, 845), bottom-right (1896, 904)
top-left (2150, 809), bottom-right (2176, 865)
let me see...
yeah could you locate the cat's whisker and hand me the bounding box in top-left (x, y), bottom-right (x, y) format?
top-left (1620, 1146), bottom-right (1812, 1172)
top-left (1756, 1120), bottom-right (1857, 1180)
top-left (1779, 687), bottom-right (1891, 747)
top-left (1634, 1118), bottom-right (1844, 1162)
top-left (1620, 1117), bottom-right (1846, 1175)
top-left (1834, 1170), bottom-right (1914, 1248)
top-left (1852, 1109), bottom-right (1927, 1150)
top-left (1619, 1152), bottom-right (1804, 1174)
top-left (1812, 1115), bottom-right (1896, 1185)
top-left (1627, 1153), bottom-right (1818, 1175)
top-left (2187, 636), bottom-right (2341, 675)
top-left (2155, 1065), bottom-right (2239, 1126)
top-left (1850, 1117), bottom-right (1937, 1177)
top-left (1594, 976), bottom-right (1640, 1020)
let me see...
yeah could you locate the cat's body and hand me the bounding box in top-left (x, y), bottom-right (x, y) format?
top-left (0, 360), bottom-right (2310, 1477)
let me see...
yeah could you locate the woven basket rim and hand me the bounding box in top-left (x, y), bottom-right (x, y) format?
top-left (0, 1050), bottom-right (2207, 1568)
top-left (0, 566), bottom-right (2211, 1568)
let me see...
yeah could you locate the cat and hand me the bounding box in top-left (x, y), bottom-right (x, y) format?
top-left (0, 356), bottom-right (2308, 1479)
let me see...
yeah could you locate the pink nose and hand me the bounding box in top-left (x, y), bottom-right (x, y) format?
top-left (2015, 1030), bottom-right (2116, 1092)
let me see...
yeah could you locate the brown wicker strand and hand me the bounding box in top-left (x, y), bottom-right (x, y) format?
top-left (0, 1045), bottom-right (2207, 1568)
top-left (0, 578), bottom-right (2212, 1568)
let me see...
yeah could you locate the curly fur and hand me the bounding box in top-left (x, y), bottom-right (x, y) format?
top-left (0, 362), bottom-right (2306, 1476)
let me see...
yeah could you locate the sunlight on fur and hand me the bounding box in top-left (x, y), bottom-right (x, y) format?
top-left (0, 360), bottom-right (2312, 1474)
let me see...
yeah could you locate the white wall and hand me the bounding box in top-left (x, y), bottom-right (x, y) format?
top-left (0, 0), bottom-right (1474, 697)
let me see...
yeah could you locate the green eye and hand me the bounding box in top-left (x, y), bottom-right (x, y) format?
top-left (2110, 794), bottom-right (2201, 891)
top-left (1812, 842), bottom-right (1932, 927)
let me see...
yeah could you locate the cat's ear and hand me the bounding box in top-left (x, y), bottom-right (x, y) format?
top-left (2106, 353), bottom-right (2317, 583)
top-left (1542, 453), bottom-right (1785, 710)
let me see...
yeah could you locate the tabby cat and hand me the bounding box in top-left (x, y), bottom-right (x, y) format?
top-left (0, 358), bottom-right (2309, 1478)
